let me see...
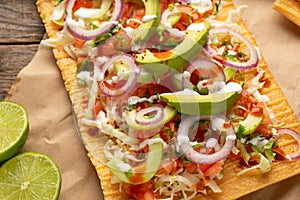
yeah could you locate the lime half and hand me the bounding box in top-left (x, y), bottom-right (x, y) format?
top-left (0, 152), bottom-right (62, 200)
top-left (0, 101), bottom-right (29, 162)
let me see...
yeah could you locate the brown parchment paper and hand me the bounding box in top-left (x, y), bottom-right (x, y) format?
top-left (4, 0), bottom-right (300, 199)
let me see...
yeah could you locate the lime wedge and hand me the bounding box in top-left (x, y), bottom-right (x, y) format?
top-left (0, 152), bottom-right (62, 200)
top-left (0, 101), bottom-right (29, 162)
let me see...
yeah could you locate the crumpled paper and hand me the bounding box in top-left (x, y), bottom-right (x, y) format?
top-left (6, 46), bottom-right (103, 200)
top-left (5, 0), bottom-right (300, 199)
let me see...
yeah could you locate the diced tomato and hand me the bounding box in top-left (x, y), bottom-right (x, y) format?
top-left (256, 102), bottom-right (272, 125)
top-left (132, 82), bottom-right (172, 98)
top-left (228, 151), bottom-right (241, 161)
top-left (157, 158), bottom-right (178, 175)
top-left (74, 38), bottom-right (86, 49)
top-left (181, 160), bottom-right (198, 174)
top-left (72, 0), bottom-right (93, 13)
top-left (92, 99), bottom-right (103, 118)
top-left (124, 181), bottom-right (155, 200)
top-left (177, 5), bottom-right (202, 22)
top-left (234, 90), bottom-right (258, 118)
top-left (122, 2), bottom-right (141, 20)
top-left (199, 160), bottom-right (224, 177)
top-left (273, 146), bottom-right (287, 160)
top-left (173, 5), bottom-right (202, 31)
top-left (159, 0), bottom-right (177, 12)
top-left (134, 8), bottom-right (145, 21)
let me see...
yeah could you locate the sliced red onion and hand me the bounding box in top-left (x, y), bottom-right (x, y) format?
top-left (65, 0), bottom-right (124, 40)
top-left (276, 128), bottom-right (300, 160)
top-left (161, 7), bottom-right (185, 38)
top-left (135, 105), bottom-right (164, 126)
top-left (177, 115), bottom-right (236, 164)
top-left (183, 58), bottom-right (225, 90)
top-left (205, 27), bottom-right (259, 70)
top-left (99, 55), bottom-right (139, 98)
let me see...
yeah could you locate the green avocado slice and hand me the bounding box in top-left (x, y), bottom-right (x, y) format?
top-left (131, 0), bottom-right (160, 43)
top-left (236, 108), bottom-right (264, 136)
top-left (107, 135), bottom-right (163, 185)
top-left (160, 89), bottom-right (240, 115)
top-left (135, 22), bottom-right (210, 72)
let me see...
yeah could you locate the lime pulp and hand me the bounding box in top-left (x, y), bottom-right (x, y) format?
top-left (0, 152), bottom-right (62, 200)
top-left (0, 100), bottom-right (29, 162)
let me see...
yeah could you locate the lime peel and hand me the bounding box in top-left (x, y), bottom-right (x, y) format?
top-left (0, 100), bottom-right (29, 163)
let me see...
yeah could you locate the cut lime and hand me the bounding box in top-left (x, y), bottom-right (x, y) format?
top-left (0, 152), bottom-right (62, 200)
top-left (0, 101), bottom-right (29, 162)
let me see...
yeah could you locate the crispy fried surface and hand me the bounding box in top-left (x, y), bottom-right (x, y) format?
top-left (273, 0), bottom-right (300, 27)
top-left (36, 0), bottom-right (300, 199)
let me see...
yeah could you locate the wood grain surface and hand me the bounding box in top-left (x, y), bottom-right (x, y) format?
top-left (0, 0), bottom-right (45, 100)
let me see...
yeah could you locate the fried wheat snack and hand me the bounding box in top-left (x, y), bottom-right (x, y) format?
top-left (37, 0), bottom-right (300, 199)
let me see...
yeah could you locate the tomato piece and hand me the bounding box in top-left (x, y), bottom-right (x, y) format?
top-left (177, 5), bottom-right (202, 21)
top-left (124, 181), bottom-right (154, 200)
top-left (134, 8), bottom-right (146, 21)
top-left (92, 99), bottom-right (103, 118)
top-left (157, 158), bottom-right (178, 175)
top-left (234, 90), bottom-right (258, 118)
top-left (181, 160), bottom-right (198, 174)
top-left (173, 5), bottom-right (202, 31)
top-left (74, 38), bottom-right (86, 49)
top-left (132, 82), bottom-right (172, 98)
top-left (256, 102), bottom-right (272, 125)
top-left (122, 2), bottom-right (141, 20)
top-left (199, 161), bottom-right (224, 177)
top-left (72, 0), bottom-right (93, 13)
top-left (159, 0), bottom-right (177, 12)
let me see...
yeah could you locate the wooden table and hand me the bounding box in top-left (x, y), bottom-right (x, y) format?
top-left (0, 0), bottom-right (45, 100)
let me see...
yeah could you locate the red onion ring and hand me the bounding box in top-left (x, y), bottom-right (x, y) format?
top-left (177, 115), bottom-right (236, 164)
top-left (135, 105), bottom-right (164, 126)
top-left (276, 128), bottom-right (300, 160)
top-left (204, 27), bottom-right (259, 70)
top-left (183, 58), bottom-right (225, 90)
top-left (65, 0), bottom-right (124, 40)
top-left (99, 55), bottom-right (139, 98)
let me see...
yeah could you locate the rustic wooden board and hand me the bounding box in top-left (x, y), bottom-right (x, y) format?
top-left (0, 0), bottom-right (45, 100)
top-left (0, 44), bottom-right (39, 99)
top-left (0, 0), bottom-right (45, 43)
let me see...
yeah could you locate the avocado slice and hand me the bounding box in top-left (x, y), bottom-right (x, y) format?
top-left (131, 0), bottom-right (160, 44)
top-left (107, 135), bottom-right (163, 184)
top-left (125, 105), bottom-right (177, 131)
top-left (160, 89), bottom-right (240, 115)
top-left (135, 22), bottom-right (210, 72)
top-left (236, 108), bottom-right (264, 135)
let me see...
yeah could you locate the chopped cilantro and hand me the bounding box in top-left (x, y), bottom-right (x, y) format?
top-left (92, 25), bottom-right (121, 47)
top-left (77, 60), bottom-right (92, 74)
top-left (214, 0), bottom-right (222, 15)
top-left (236, 124), bottom-right (245, 139)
